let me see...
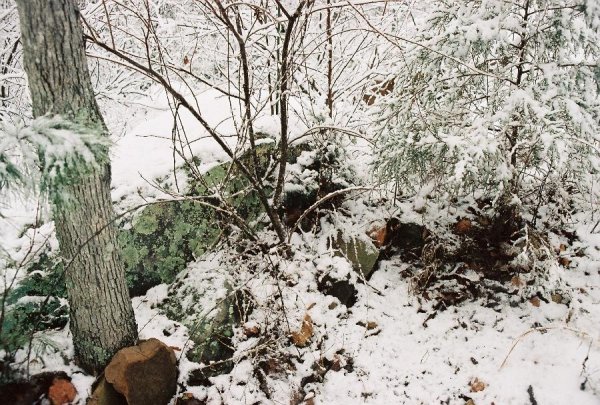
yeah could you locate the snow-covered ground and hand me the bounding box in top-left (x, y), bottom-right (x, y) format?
top-left (320, 259), bottom-right (600, 404)
top-left (129, 237), bottom-right (600, 405)
top-left (9, 246), bottom-right (600, 404)
top-left (2, 88), bottom-right (600, 405)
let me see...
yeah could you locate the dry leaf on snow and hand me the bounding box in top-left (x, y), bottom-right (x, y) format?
top-left (469, 377), bottom-right (487, 392)
top-left (529, 296), bottom-right (541, 307)
top-left (291, 314), bottom-right (313, 347)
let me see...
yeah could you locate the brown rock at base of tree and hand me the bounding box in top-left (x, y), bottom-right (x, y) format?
top-left (104, 338), bottom-right (177, 405)
top-left (48, 377), bottom-right (77, 405)
top-left (87, 375), bottom-right (127, 405)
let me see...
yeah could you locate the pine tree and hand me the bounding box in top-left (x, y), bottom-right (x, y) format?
top-left (375, 0), bottom-right (600, 228)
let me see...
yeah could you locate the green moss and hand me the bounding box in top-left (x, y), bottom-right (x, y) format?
top-left (132, 210), bottom-right (159, 235)
top-left (120, 143), bottom-right (316, 296)
top-left (119, 199), bottom-right (222, 296)
top-left (120, 240), bottom-right (147, 270)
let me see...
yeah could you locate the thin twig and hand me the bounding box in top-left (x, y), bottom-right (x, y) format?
top-left (288, 186), bottom-right (373, 242)
top-left (500, 325), bottom-right (592, 369)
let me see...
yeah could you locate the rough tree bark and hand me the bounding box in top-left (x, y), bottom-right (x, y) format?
top-left (15, 0), bottom-right (137, 374)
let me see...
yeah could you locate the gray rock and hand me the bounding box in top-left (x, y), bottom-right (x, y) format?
top-left (332, 231), bottom-right (380, 279)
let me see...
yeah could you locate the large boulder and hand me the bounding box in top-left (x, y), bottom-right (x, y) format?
top-left (104, 338), bottom-right (177, 405)
top-left (119, 143), bottom-right (281, 297)
top-left (119, 141), bottom-right (353, 297)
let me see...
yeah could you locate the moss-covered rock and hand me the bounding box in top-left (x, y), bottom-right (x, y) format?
top-left (120, 142), bottom-right (312, 296)
top-left (119, 200), bottom-right (221, 296)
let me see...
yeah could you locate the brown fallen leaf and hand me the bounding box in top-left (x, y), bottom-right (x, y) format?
top-left (454, 218), bottom-right (472, 235)
top-left (366, 321), bottom-right (378, 330)
top-left (357, 320), bottom-right (378, 330)
top-left (511, 276), bottom-right (524, 288)
top-left (558, 256), bottom-right (571, 267)
top-left (291, 314), bottom-right (313, 347)
top-left (529, 296), bottom-right (541, 307)
top-left (330, 354), bottom-right (343, 372)
top-left (368, 224), bottom-right (387, 248)
top-left (469, 377), bottom-right (486, 392)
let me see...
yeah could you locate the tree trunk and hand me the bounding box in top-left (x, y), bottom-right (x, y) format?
top-left (15, 0), bottom-right (137, 374)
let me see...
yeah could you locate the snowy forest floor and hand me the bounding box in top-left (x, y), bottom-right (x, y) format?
top-left (135, 243), bottom-right (600, 404)
top-left (13, 238), bottom-right (600, 404)
top-left (318, 257), bottom-right (600, 404)
top-left (2, 89), bottom-right (600, 405)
